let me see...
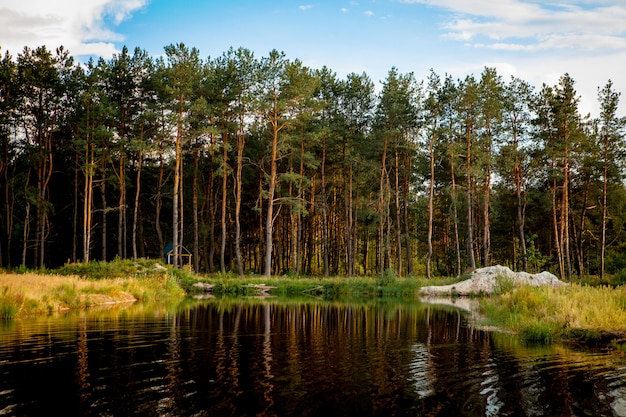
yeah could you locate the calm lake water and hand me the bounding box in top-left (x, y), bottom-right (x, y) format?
top-left (1, 297), bottom-right (626, 416)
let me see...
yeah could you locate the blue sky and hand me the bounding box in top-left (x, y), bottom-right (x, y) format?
top-left (2, 0), bottom-right (626, 116)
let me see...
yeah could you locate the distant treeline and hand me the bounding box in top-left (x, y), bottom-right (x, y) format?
top-left (0, 43), bottom-right (624, 278)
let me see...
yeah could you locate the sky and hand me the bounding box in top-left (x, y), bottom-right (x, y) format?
top-left (2, 0), bottom-right (626, 117)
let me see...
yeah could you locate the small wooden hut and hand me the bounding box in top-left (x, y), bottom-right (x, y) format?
top-left (163, 243), bottom-right (192, 271)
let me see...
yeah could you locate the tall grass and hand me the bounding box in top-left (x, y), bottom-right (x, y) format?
top-left (0, 269), bottom-right (186, 318)
top-left (480, 284), bottom-right (626, 343)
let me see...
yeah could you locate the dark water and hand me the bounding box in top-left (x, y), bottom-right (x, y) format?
top-left (1, 298), bottom-right (626, 416)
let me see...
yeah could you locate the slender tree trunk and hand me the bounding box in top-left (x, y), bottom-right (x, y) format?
top-left (258, 170), bottom-right (264, 274)
top-left (321, 136), bottom-right (330, 277)
top-left (3, 138), bottom-right (14, 266)
top-left (572, 180), bottom-right (589, 277)
top-left (394, 148), bottom-right (403, 276)
top-left (378, 136), bottom-right (389, 274)
top-left (192, 146), bottom-right (199, 272)
top-left (402, 146), bottom-right (413, 275)
top-left (73, 151), bottom-right (79, 263)
top-left (513, 120), bottom-right (527, 271)
top-left (220, 133), bottom-right (228, 273)
top-left (552, 173), bottom-right (564, 279)
top-left (465, 127), bottom-right (476, 270)
top-left (601, 156), bottom-right (608, 280)
top-left (100, 162), bottom-right (107, 261)
top-left (482, 161), bottom-right (491, 267)
top-left (264, 125), bottom-right (279, 277)
top-left (172, 100), bottom-right (183, 268)
top-left (563, 157), bottom-right (572, 280)
top-left (22, 202), bottom-right (30, 267)
top-left (426, 130), bottom-right (436, 278)
top-left (132, 149), bottom-right (143, 262)
top-left (234, 123), bottom-right (245, 276)
top-left (83, 141), bottom-right (95, 263)
top-left (295, 138), bottom-right (306, 275)
top-left (450, 154), bottom-right (461, 277)
top-left (206, 133), bottom-right (216, 272)
top-left (155, 147), bottom-right (164, 262)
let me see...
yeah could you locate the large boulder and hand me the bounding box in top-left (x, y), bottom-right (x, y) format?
top-left (420, 265), bottom-right (566, 296)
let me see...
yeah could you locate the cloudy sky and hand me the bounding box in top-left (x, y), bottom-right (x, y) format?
top-left (2, 0), bottom-right (625, 116)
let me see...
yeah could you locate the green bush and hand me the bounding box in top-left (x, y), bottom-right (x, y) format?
top-left (612, 269), bottom-right (626, 286)
top-left (376, 268), bottom-right (397, 287)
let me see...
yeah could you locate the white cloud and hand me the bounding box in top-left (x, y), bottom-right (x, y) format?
top-left (398, 0), bottom-right (626, 116)
top-left (341, 8), bottom-right (349, 13)
top-left (364, 10), bottom-right (375, 16)
top-left (0, 0), bottom-right (148, 58)
top-left (299, 5), bottom-right (314, 11)
top-left (401, 0), bottom-right (626, 51)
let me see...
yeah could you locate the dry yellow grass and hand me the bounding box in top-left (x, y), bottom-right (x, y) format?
top-left (0, 272), bottom-right (185, 317)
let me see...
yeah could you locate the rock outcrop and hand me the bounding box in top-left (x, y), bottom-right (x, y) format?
top-left (420, 265), bottom-right (566, 296)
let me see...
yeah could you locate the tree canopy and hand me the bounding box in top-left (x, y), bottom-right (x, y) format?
top-left (1, 44), bottom-right (624, 279)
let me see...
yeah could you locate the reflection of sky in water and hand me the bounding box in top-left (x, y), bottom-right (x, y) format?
top-left (409, 343), bottom-right (433, 399)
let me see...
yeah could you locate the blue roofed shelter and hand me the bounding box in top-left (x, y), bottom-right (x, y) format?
top-left (164, 243), bottom-right (192, 270)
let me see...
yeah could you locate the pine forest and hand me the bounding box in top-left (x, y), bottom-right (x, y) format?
top-left (0, 44), bottom-right (625, 280)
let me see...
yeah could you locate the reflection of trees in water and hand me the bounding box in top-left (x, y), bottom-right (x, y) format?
top-left (1, 301), bottom-right (623, 416)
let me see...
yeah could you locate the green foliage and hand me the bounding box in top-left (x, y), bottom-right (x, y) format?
top-left (376, 268), bottom-right (397, 287)
top-left (611, 269), bottom-right (626, 286)
top-left (2, 42), bottom-right (626, 282)
top-left (54, 258), bottom-right (169, 280)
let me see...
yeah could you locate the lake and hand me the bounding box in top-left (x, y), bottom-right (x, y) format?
top-left (1, 297), bottom-right (625, 416)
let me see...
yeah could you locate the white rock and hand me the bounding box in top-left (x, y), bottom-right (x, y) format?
top-left (420, 265), bottom-right (566, 296)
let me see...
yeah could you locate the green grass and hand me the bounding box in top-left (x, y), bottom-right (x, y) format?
top-left (480, 284), bottom-right (626, 344)
top-left (189, 273), bottom-right (463, 298)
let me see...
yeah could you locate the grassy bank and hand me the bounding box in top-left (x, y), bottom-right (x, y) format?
top-left (191, 272), bottom-right (462, 298)
top-left (0, 259), bottom-right (187, 318)
top-left (8, 258), bottom-right (626, 349)
top-left (0, 260), bottom-right (463, 318)
top-left (479, 284), bottom-right (626, 345)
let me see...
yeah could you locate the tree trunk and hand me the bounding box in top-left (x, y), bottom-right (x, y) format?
top-left (264, 125), bottom-right (279, 277)
top-left (321, 135), bottom-right (330, 277)
top-left (426, 130), bottom-right (435, 278)
top-left (155, 146), bottom-right (164, 262)
top-left (73, 151), bottom-right (79, 263)
top-left (601, 155), bottom-right (608, 280)
top-left (132, 149), bottom-right (143, 262)
top-left (101, 161), bottom-right (107, 261)
top-left (552, 174), bottom-right (564, 279)
top-left (450, 154), bottom-right (461, 277)
top-left (220, 133), bottom-right (228, 273)
top-left (394, 148), bottom-right (403, 276)
top-left (513, 119), bottom-right (527, 271)
top-left (192, 145), bottom-right (199, 272)
top-left (465, 127), bottom-right (476, 270)
top-left (482, 164), bottom-right (491, 267)
top-left (83, 142), bottom-right (95, 263)
top-left (234, 122), bottom-right (245, 276)
top-left (118, 152), bottom-right (126, 259)
top-left (172, 100), bottom-right (183, 268)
